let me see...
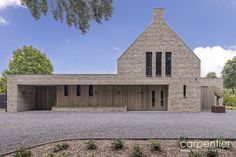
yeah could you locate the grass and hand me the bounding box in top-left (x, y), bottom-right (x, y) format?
top-left (225, 105), bottom-right (236, 110)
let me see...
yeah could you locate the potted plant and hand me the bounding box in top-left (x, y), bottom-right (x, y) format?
top-left (210, 86), bottom-right (225, 113)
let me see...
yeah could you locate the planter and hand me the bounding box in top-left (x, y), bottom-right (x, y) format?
top-left (211, 106), bottom-right (225, 113)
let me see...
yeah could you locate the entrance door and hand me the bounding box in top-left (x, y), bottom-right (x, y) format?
top-left (148, 85), bottom-right (168, 111)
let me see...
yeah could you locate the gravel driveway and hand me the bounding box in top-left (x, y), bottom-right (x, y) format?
top-left (0, 111), bottom-right (236, 155)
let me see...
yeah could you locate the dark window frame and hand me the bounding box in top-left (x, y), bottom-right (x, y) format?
top-left (64, 85), bottom-right (69, 96)
top-left (77, 85), bottom-right (81, 96)
top-left (183, 85), bottom-right (186, 98)
top-left (156, 52), bottom-right (162, 76)
top-left (89, 85), bottom-right (93, 96)
top-left (146, 52), bottom-right (152, 77)
top-left (165, 52), bottom-right (172, 77)
top-left (161, 90), bottom-right (164, 107)
top-left (152, 90), bottom-right (155, 107)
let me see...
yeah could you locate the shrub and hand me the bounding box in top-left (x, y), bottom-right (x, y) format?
top-left (86, 140), bottom-right (97, 150)
top-left (46, 154), bottom-right (55, 157)
top-left (14, 148), bottom-right (32, 157)
top-left (53, 143), bottom-right (69, 152)
top-left (87, 155), bottom-right (96, 157)
top-left (150, 140), bottom-right (161, 152)
top-left (131, 144), bottom-right (144, 157)
top-left (224, 94), bottom-right (236, 106)
top-left (189, 150), bottom-right (203, 157)
top-left (206, 148), bottom-right (218, 157)
top-left (111, 139), bottom-right (124, 150)
top-left (57, 153), bottom-right (69, 157)
top-left (179, 136), bottom-right (188, 148)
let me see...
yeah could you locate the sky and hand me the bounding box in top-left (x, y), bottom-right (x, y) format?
top-left (0, 0), bottom-right (236, 77)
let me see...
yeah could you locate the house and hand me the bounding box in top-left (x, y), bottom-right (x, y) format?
top-left (7, 8), bottom-right (223, 112)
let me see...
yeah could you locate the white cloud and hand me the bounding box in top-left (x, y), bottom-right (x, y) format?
top-left (194, 45), bottom-right (236, 77)
top-left (113, 46), bottom-right (122, 52)
top-left (0, 0), bottom-right (21, 10)
top-left (0, 16), bottom-right (8, 25)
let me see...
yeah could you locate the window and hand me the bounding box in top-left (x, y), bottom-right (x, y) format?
top-left (89, 85), bottom-right (93, 96)
top-left (161, 90), bottom-right (164, 106)
top-left (64, 85), bottom-right (68, 96)
top-left (152, 91), bottom-right (155, 107)
top-left (146, 52), bottom-right (152, 76)
top-left (183, 85), bottom-right (186, 98)
top-left (165, 52), bottom-right (172, 76)
top-left (77, 85), bottom-right (81, 96)
top-left (156, 52), bottom-right (162, 76)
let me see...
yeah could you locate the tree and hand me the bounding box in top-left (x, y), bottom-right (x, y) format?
top-left (222, 57), bottom-right (236, 94)
top-left (20, 0), bottom-right (113, 33)
top-left (206, 72), bottom-right (217, 79)
top-left (0, 46), bottom-right (54, 93)
top-left (211, 86), bottom-right (224, 106)
top-left (0, 71), bottom-right (7, 94)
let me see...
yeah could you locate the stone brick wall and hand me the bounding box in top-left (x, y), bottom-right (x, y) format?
top-left (117, 8), bottom-right (201, 79)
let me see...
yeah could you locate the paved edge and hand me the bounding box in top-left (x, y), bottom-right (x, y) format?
top-left (1, 137), bottom-right (236, 156)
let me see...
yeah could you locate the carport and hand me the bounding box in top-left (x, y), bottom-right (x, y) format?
top-left (18, 85), bottom-right (56, 111)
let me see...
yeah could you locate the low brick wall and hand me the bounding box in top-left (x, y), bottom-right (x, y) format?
top-left (52, 106), bottom-right (127, 112)
top-left (0, 94), bottom-right (7, 108)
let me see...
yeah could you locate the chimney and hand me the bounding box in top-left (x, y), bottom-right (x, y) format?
top-left (153, 8), bottom-right (164, 23)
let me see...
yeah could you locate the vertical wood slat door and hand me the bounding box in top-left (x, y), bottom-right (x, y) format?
top-left (201, 86), bottom-right (216, 111)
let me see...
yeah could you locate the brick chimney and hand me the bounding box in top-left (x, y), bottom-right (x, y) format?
top-left (153, 8), bottom-right (164, 24)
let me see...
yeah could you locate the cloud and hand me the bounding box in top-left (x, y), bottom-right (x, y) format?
top-left (113, 46), bottom-right (122, 52)
top-left (0, 16), bottom-right (8, 25)
top-left (194, 45), bottom-right (236, 77)
top-left (0, 0), bottom-right (21, 10)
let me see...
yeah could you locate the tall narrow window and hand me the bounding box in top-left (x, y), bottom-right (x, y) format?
top-left (64, 85), bottom-right (68, 96)
top-left (156, 52), bottom-right (162, 76)
top-left (152, 91), bottom-right (155, 107)
top-left (146, 52), bottom-right (152, 76)
top-left (183, 85), bottom-right (186, 98)
top-left (77, 85), bottom-right (81, 96)
top-left (165, 52), bottom-right (172, 76)
top-left (161, 90), bottom-right (164, 106)
top-left (89, 85), bottom-right (93, 96)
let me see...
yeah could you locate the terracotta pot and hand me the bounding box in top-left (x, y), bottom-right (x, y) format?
top-left (211, 106), bottom-right (225, 113)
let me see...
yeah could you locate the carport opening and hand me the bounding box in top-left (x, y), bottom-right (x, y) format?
top-left (18, 85), bottom-right (56, 111)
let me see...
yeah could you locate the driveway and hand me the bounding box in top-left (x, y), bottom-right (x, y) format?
top-left (0, 111), bottom-right (236, 155)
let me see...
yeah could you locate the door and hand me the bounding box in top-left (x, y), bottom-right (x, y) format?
top-left (201, 86), bottom-right (216, 111)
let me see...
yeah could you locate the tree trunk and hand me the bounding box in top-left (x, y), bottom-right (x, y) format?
top-left (216, 96), bottom-right (220, 106)
top-left (232, 88), bottom-right (235, 94)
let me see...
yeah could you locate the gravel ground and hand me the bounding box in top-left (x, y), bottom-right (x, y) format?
top-left (0, 111), bottom-right (236, 155)
top-left (4, 140), bottom-right (236, 157)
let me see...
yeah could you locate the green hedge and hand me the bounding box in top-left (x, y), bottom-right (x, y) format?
top-left (224, 95), bottom-right (236, 106)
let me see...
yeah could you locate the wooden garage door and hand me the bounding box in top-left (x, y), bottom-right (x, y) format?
top-left (201, 86), bottom-right (216, 111)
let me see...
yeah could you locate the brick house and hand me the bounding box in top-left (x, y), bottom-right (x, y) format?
top-left (7, 8), bottom-right (223, 112)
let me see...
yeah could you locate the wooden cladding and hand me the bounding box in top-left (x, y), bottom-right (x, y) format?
top-left (56, 85), bottom-right (168, 111)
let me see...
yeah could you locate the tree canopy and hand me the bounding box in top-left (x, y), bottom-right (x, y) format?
top-left (222, 57), bottom-right (236, 94)
top-left (0, 46), bottom-right (54, 94)
top-left (206, 72), bottom-right (217, 79)
top-left (20, 0), bottom-right (113, 33)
